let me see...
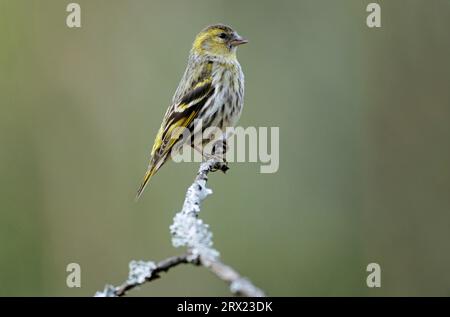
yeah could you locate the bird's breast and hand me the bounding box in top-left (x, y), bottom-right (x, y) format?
top-left (201, 62), bottom-right (244, 130)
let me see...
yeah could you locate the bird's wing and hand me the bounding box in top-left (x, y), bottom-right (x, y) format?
top-left (136, 77), bottom-right (215, 199)
top-left (151, 78), bottom-right (215, 158)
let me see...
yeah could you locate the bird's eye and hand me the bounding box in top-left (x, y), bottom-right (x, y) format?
top-left (218, 33), bottom-right (227, 39)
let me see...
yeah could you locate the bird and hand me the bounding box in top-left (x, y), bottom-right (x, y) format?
top-left (136, 24), bottom-right (248, 200)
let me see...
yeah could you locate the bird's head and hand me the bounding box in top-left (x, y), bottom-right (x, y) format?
top-left (192, 24), bottom-right (248, 58)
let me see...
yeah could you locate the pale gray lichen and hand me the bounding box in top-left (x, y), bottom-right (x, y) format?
top-left (170, 162), bottom-right (220, 261)
top-left (171, 212), bottom-right (219, 261)
top-left (127, 260), bottom-right (156, 285)
top-left (94, 284), bottom-right (117, 297)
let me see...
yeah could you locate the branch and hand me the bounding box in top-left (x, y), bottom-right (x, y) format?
top-left (95, 159), bottom-right (265, 297)
top-left (100, 254), bottom-right (193, 297)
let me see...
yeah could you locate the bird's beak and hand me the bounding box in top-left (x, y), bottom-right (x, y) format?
top-left (230, 35), bottom-right (249, 46)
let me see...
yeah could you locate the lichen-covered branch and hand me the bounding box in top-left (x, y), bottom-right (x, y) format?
top-left (95, 254), bottom-right (194, 297)
top-left (95, 159), bottom-right (265, 297)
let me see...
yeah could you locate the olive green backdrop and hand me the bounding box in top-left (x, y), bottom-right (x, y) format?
top-left (1, 0), bottom-right (449, 296)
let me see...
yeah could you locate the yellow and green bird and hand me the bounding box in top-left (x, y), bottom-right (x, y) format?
top-left (137, 24), bottom-right (248, 199)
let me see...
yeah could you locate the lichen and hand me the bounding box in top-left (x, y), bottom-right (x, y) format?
top-left (94, 284), bottom-right (117, 297)
top-left (127, 260), bottom-right (156, 285)
top-left (170, 166), bottom-right (220, 261)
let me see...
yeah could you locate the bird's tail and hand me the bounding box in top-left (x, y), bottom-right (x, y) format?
top-left (135, 158), bottom-right (165, 200)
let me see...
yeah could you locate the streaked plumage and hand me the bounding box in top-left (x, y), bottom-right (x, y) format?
top-left (136, 24), bottom-right (247, 199)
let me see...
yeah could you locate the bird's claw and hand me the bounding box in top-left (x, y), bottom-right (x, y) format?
top-left (212, 161), bottom-right (229, 173)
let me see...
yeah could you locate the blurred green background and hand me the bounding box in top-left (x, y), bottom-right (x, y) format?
top-left (1, 0), bottom-right (449, 296)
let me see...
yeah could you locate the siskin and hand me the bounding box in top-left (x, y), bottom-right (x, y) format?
top-left (136, 24), bottom-right (248, 199)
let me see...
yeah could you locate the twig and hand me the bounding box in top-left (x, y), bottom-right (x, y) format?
top-left (95, 159), bottom-right (265, 297)
top-left (114, 253), bottom-right (194, 297)
top-left (200, 255), bottom-right (265, 297)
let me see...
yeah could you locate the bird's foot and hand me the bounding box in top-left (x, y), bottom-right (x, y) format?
top-left (203, 152), bottom-right (229, 173)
